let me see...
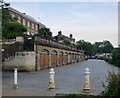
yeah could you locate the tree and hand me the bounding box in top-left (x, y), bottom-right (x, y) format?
top-left (63, 39), bottom-right (71, 46)
top-left (103, 41), bottom-right (114, 53)
top-left (95, 40), bottom-right (114, 53)
top-left (2, 8), bottom-right (27, 39)
top-left (2, 22), bottom-right (27, 39)
top-left (38, 28), bottom-right (52, 38)
top-left (91, 44), bottom-right (97, 55)
top-left (111, 48), bottom-right (120, 67)
top-left (2, 8), bottom-right (10, 24)
top-left (76, 40), bottom-right (96, 56)
top-left (71, 43), bottom-right (76, 48)
top-left (95, 42), bottom-right (103, 53)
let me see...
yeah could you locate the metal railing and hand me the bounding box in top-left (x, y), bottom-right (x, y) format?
top-left (35, 36), bottom-right (80, 52)
top-left (1, 38), bottom-right (16, 42)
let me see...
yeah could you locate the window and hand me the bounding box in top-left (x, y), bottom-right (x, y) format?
top-left (11, 13), bottom-right (15, 18)
top-left (27, 31), bottom-right (30, 35)
top-left (18, 16), bottom-right (21, 23)
top-left (35, 25), bottom-right (38, 30)
top-left (34, 32), bottom-right (38, 34)
top-left (39, 25), bottom-right (42, 29)
top-left (32, 23), bottom-right (34, 29)
top-left (31, 32), bottom-right (34, 36)
top-left (23, 18), bottom-right (26, 25)
top-left (27, 21), bottom-right (30, 27)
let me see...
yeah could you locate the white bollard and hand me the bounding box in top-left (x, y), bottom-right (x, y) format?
top-left (49, 68), bottom-right (55, 89)
top-left (13, 68), bottom-right (18, 89)
top-left (83, 68), bottom-right (90, 93)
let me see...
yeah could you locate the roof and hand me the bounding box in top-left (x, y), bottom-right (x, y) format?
top-left (8, 7), bottom-right (39, 24)
top-left (38, 22), bottom-right (46, 28)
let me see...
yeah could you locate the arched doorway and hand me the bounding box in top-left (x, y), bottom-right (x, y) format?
top-left (40, 49), bottom-right (49, 69)
top-left (59, 51), bottom-right (63, 65)
top-left (74, 53), bottom-right (77, 62)
top-left (51, 50), bottom-right (57, 67)
top-left (64, 52), bottom-right (68, 65)
top-left (68, 52), bottom-right (71, 64)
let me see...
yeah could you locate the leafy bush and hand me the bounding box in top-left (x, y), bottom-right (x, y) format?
top-left (63, 40), bottom-right (71, 46)
top-left (107, 58), bottom-right (113, 64)
top-left (111, 48), bottom-right (120, 67)
top-left (2, 22), bottom-right (27, 39)
top-left (102, 71), bottom-right (120, 97)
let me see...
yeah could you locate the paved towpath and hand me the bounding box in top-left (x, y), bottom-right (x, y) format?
top-left (2, 59), bottom-right (118, 96)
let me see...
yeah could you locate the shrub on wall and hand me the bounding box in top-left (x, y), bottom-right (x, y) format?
top-left (2, 22), bottom-right (27, 39)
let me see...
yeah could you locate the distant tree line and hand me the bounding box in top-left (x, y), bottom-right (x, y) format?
top-left (76, 40), bottom-right (114, 56)
top-left (95, 41), bottom-right (114, 54)
top-left (75, 39), bottom-right (120, 68)
top-left (76, 40), bottom-right (97, 56)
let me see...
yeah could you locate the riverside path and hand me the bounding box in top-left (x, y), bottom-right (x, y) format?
top-left (2, 59), bottom-right (118, 96)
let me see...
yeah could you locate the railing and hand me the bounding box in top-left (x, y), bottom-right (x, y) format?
top-left (0, 38), bottom-right (16, 43)
top-left (35, 36), bottom-right (80, 52)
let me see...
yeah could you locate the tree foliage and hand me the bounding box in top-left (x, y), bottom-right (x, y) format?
top-left (2, 8), bottom-right (27, 39)
top-left (95, 40), bottom-right (114, 53)
top-left (2, 8), bottom-right (10, 24)
top-left (38, 28), bottom-right (52, 38)
top-left (76, 40), bottom-right (114, 56)
top-left (111, 48), bottom-right (120, 67)
top-left (63, 40), bottom-right (71, 46)
top-left (2, 22), bottom-right (27, 39)
top-left (76, 40), bottom-right (97, 56)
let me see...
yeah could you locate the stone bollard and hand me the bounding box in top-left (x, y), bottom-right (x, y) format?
top-left (83, 68), bottom-right (90, 93)
top-left (49, 68), bottom-right (55, 89)
top-left (13, 68), bottom-right (18, 89)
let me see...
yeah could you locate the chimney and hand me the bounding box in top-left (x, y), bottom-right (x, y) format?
top-left (58, 31), bottom-right (62, 36)
top-left (22, 13), bottom-right (26, 14)
top-left (70, 34), bottom-right (73, 39)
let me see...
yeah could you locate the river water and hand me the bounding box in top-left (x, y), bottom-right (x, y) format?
top-left (2, 59), bottom-right (119, 96)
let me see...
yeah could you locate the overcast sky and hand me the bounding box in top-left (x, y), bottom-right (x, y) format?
top-left (3, 0), bottom-right (118, 47)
